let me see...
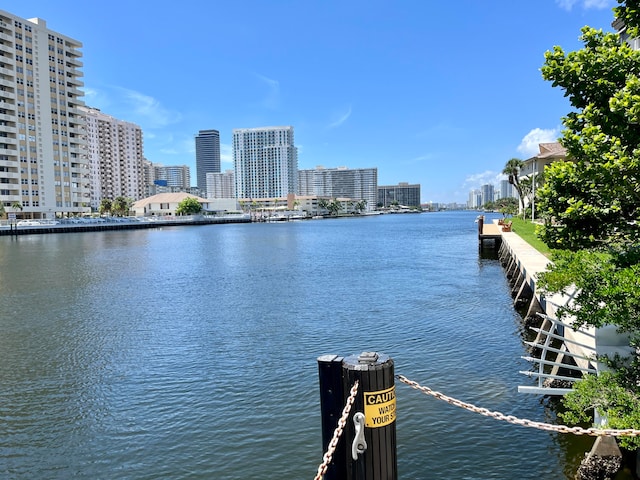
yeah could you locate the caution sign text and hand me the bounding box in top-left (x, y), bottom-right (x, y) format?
top-left (363, 386), bottom-right (396, 428)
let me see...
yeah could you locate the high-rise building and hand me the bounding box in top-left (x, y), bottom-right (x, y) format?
top-left (468, 189), bottom-right (482, 209)
top-left (299, 166), bottom-right (377, 212)
top-left (206, 170), bottom-right (235, 199)
top-left (233, 126), bottom-right (298, 199)
top-left (82, 106), bottom-right (144, 210)
top-left (0, 10), bottom-right (88, 219)
top-left (195, 129), bottom-right (220, 196)
top-left (480, 183), bottom-right (495, 206)
top-left (153, 164), bottom-right (190, 190)
top-left (499, 179), bottom-right (515, 200)
top-left (377, 182), bottom-right (421, 208)
top-left (142, 161), bottom-right (191, 196)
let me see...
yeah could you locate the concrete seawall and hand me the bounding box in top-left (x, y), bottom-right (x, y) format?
top-left (0, 216), bottom-right (251, 236)
top-left (494, 224), bottom-right (633, 478)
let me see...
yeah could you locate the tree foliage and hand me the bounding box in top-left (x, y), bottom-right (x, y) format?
top-left (538, 247), bottom-right (640, 336)
top-left (538, 25), bottom-right (640, 249)
top-left (175, 197), bottom-right (203, 215)
top-left (99, 199), bottom-right (112, 216)
top-left (111, 196), bottom-right (131, 217)
top-left (502, 158), bottom-right (526, 214)
top-left (536, 1), bottom-right (640, 446)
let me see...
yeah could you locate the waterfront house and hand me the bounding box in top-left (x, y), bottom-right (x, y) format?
top-left (131, 192), bottom-right (210, 217)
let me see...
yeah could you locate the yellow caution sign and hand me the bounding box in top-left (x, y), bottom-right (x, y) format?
top-left (363, 386), bottom-right (396, 428)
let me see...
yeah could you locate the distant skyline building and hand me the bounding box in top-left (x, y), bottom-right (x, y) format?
top-left (480, 183), bottom-right (495, 206)
top-left (206, 170), bottom-right (235, 199)
top-left (499, 179), bottom-right (515, 200)
top-left (156, 164), bottom-right (191, 190)
top-left (0, 10), bottom-right (88, 219)
top-left (377, 182), bottom-right (421, 208)
top-left (233, 126), bottom-right (298, 199)
top-left (195, 129), bottom-right (220, 196)
top-left (298, 166), bottom-right (377, 212)
top-left (468, 189), bottom-right (482, 209)
top-left (82, 106), bottom-right (144, 210)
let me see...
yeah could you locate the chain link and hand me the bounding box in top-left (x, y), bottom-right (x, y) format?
top-left (396, 374), bottom-right (640, 437)
top-left (313, 380), bottom-right (360, 480)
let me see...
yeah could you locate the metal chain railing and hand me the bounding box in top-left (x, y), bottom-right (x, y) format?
top-left (397, 374), bottom-right (640, 437)
top-left (313, 380), bottom-right (360, 480)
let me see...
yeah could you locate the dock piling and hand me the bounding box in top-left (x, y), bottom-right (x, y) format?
top-left (318, 352), bottom-right (398, 480)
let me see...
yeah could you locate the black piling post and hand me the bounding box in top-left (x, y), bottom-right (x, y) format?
top-left (318, 352), bottom-right (398, 480)
top-left (318, 354), bottom-right (347, 480)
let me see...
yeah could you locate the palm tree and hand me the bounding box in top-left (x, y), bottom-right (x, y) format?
top-left (0, 203), bottom-right (5, 220)
top-left (502, 158), bottom-right (525, 216)
top-left (355, 199), bottom-right (367, 214)
top-left (317, 198), bottom-right (330, 215)
top-left (112, 196), bottom-right (131, 217)
top-left (99, 198), bottom-right (113, 217)
top-left (328, 198), bottom-right (342, 216)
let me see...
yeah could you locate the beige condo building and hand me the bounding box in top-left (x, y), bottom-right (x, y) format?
top-left (82, 106), bottom-right (144, 210)
top-left (0, 10), bottom-right (88, 219)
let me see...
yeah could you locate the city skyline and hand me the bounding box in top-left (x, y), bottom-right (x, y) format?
top-left (6, 0), bottom-right (619, 203)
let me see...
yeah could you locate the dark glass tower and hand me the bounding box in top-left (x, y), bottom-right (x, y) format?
top-left (195, 129), bottom-right (221, 196)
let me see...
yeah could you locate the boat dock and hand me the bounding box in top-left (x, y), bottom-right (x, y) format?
top-left (477, 215), bottom-right (503, 247)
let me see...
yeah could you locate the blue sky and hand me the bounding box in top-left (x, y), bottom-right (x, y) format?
top-left (8, 0), bottom-right (619, 202)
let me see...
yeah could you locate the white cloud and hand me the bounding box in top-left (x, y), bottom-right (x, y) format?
top-left (254, 73), bottom-right (280, 109)
top-left (463, 170), bottom-right (503, 189)
top-left (556, 0), bottom-right (613, 11)
top-left (517, 127), bottom-right (560, 157)
top-left (119, 87), bottom-right (182, 128)
top-left (221, 143), bottom-right (233, 164)
top-left (328, 105), bottom-right (352, 128)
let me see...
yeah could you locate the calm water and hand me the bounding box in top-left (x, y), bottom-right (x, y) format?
top-left (0, 212), bottom-right (591, 479)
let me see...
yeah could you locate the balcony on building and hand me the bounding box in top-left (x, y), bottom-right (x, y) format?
top-left (0, 43), bottom-right (13, 55)
top-left (0, 53), bottom-right (14, 67)
top-left (0, 89), bottom-right (16, 100)
top-left (0, 122), bottom-right (16, 134)
top-left (0, 65), bottom-right (14, 77)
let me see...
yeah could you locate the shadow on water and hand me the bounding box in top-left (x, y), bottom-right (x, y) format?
top-left (478, 242), bottom-right (500, 260)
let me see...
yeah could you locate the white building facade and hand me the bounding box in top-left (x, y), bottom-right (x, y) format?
top-left (82, 106), bottom-right (144, 210)
top-left (233, 126), bottom-right (298, 199)
top-left (0, 10), bottom-right (88, 219)
top-left (298, 166), bottom-right (378, 212)
top-left (206, 169), bottom-right (235, 199)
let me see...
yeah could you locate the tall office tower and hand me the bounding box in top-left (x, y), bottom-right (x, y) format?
top-left (298, 166), bottom-right (377, 211)
top-left (233, 126), bottom-right (298, 199)
top-left (377, 182), bottom-right (421, 208)
top-left (206, 170), bottom-right (235, 198)
top-left (82, 106), bottom-right (144, 210)
top-left (0, 10), bottom-right (88, 219)
top-left (195, 129), bottom-right (220, 196)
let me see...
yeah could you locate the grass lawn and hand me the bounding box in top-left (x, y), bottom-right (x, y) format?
top-left (508, 218), bottom-right (553, 257)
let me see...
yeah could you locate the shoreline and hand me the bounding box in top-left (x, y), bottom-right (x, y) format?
top-left (0, 215), bottom-right (251, 236)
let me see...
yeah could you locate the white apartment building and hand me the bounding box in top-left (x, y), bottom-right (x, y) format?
top-left (233, 126), bottom-right (298, 199)
top-left (0, 10), bottom-right (88, 219)
top-left (298, 165), bottom-right (377, 212)
top-left (82, 106), bottom-right (144, 210)
top-left (206, 169), bottom-right (235, 199)
top-left (468, 189), bottom-right (482, 209)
